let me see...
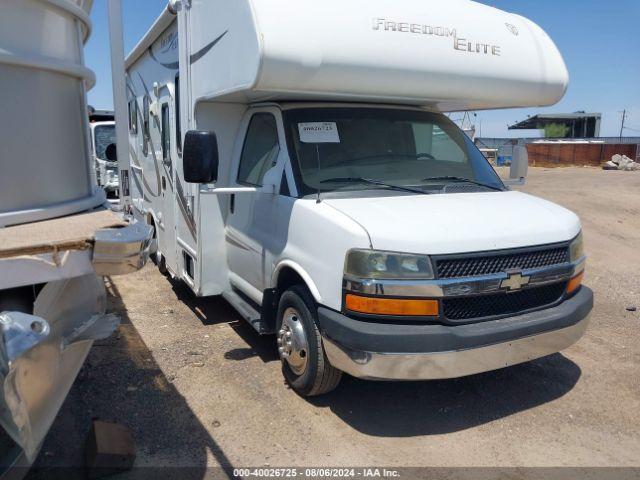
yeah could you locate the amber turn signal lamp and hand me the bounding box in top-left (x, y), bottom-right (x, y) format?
top-left (345, 294), bottom-right (439, 317)
top-left (566, 271), bottom-right (584, 295)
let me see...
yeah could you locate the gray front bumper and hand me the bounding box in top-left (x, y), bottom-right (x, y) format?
top-left (319, 287), bottom-right (593, 381)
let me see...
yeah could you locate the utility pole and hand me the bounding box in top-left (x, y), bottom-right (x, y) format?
top-left (620, 109), bottom-right (627, 139)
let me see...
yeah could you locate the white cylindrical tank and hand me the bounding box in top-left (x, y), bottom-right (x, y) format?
top-left (0, 0), bottom-right (104, 227)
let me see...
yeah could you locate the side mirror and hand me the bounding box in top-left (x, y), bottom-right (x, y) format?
top-left (105, 143), bottom-right (117, 162)
top-left (184, 130), bottom-right (219, 183)
top-left (510, 145), bottom-right (529, 181)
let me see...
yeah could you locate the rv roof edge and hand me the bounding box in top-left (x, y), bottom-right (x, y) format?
top-left (125, 5), bottom-right (175, 70)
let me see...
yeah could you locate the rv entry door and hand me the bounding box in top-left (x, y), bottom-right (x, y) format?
top-left (158, 89), bottom-right (178, 273)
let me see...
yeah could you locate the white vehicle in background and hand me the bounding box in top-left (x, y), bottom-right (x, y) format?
top-left (123, 0), bottom-right (592, 396)
top-left (89, 109), bottom-right (120, 197)
top-left (0, 0), bottom-right (150, 471)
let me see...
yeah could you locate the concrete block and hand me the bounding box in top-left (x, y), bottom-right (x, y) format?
top-left (85, 420), bottom-right (136, 478)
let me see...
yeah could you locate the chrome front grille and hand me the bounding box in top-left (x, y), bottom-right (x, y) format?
top-left (435, 246), bottom-right (569, 279)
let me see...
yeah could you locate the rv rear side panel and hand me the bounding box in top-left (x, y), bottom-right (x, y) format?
top-left (188, 0), bottom-right (262, 103)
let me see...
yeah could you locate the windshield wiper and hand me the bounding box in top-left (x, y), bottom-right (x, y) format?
top-left (421, 176), bottom-right (503, 192)
top-left (320, 177), bottom-right (428, 194)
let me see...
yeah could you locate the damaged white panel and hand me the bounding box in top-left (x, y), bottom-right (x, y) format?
top-left (0, 250), bottom-right (94, 291)
top-left (0, 273), bottom-right (120, 462)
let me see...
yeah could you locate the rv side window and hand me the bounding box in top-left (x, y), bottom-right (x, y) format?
top-left (128, 100), bottom-right (138, 134)
top-left (161, 103), bottom-right (170, 161)
top-left (175, 74), bottom-right (182, 156)
top-left (237, 113), bottom-right (280, 186)
top-left (142, 96), bottom-right (150, 156)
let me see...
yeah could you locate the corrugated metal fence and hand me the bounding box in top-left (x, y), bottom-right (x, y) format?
top-left (526, 143), bottom-right (639, 167)
top-left (476, 137), bottom-right (640, 167)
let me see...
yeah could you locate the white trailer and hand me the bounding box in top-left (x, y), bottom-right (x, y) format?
top-left (88, 110), bottom-right (120, 196)
top-left (124, 0), bottom-right (591, 396)
top-left (90, 121), bottom-right (120, 196)
top-left (0, 0), bottom-right (151, 469)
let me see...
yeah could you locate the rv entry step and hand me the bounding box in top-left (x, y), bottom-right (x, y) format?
top-left (222, 290), bottom-right (270, 334)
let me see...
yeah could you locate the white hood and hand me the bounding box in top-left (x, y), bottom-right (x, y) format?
top-left (323, 191), bottom-right (581, 255)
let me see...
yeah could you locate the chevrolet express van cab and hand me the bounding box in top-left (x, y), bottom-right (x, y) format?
top-left (123, 0), bottom-right (592, 395)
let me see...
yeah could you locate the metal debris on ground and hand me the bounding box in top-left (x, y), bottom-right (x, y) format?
top-left (604, 154), bottom-right (640, 171)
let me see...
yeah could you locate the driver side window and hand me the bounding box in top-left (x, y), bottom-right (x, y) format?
top-left (237, 113), bottom-right (280, 186)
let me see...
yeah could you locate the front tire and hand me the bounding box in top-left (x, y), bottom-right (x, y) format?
top-left (276, 286), bottom-right (342, 396)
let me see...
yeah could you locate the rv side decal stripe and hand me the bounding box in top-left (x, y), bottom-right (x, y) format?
top-left (147, 30), bottom-right (229, 71)
top-left (133, 75), bottom-right (164, 193)
top-left (130, 167), bottom-right (150, 202)
top-left (175, 177), bottom-right (197, 240)
top-left (190, 31), bottom-right (229, 65)
top-left (127, 78), bottom-right (162, 197)
top-left (148, 48), bottom-right (179, 71)
top-left (129, 144), bottom-right (159, 198)
top-left (137, 74), bottom-right (162, 131)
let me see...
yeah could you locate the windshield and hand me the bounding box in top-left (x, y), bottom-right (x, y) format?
top-left (283, 108), bottom-right (504, 196)
top-left (94, 124), bottom-right (116, 161)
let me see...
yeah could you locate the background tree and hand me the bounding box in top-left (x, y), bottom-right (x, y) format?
top-left (544, 123), bottom-right (570, 138)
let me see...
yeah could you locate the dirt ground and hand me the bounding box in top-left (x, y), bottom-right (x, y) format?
top-left (29, 167), bottom-right (640, 477)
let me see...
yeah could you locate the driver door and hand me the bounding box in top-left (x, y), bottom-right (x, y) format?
top-left (226, 108), bottom-right (284, 296)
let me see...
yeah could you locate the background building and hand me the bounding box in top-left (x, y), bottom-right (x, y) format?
top-left (508, 112), bottom-right (602, 138)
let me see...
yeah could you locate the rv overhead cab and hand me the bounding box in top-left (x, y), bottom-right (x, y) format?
top-left (124, 0), bottom-right (591, 396)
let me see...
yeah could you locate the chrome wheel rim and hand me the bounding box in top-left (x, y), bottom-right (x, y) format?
top-left (277, 307), bottom-right (309, 376)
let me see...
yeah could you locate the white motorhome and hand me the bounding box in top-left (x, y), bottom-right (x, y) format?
top-left (88, 110), bottom-right (120, 196)
top-left (124, 0), bottom-right (592, 396)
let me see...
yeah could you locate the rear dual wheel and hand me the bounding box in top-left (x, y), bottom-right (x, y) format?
top-left (156, 252), bottom-right (167, 274)
top-left (148, 220), bottom-right (167, 275)
top-left (276, 286), bottom-right (342, 396)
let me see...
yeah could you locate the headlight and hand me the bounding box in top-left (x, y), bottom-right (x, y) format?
top-left (569, 232), bottom-right (584, 262)
top-left (345, 249), bottom-right (434, 279)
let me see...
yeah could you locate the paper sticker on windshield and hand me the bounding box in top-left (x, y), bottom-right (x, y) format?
top-left (298, 122), bottom-right (341, 143)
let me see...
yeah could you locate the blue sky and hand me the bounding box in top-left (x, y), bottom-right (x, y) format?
top-left (86, 0), bottom-right (640, 138)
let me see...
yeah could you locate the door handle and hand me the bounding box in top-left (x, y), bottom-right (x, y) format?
top-left (162, 176), bottom-right (166, 190)
top-left (230, 194), bottom-right (235, 214)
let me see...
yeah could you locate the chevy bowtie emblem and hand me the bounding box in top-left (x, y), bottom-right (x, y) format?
top-left (501, 272), bottom-right (530, 291)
